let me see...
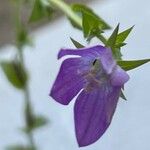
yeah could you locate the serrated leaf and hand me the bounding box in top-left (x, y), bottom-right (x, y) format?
top-left (29, 0), bottom-right (53, 23)
top-left (117, 59), bottom-right (150, 71)
top-left (71, 3), bottom-right (111, 30)
top-left (116, 26), bottom-right (134, 44)
top-left (106, 24), bottom-right (119, 49)
top-left (120, 90), bottom-right (127, 100)
top-left (70, 37), bottom-right (84, 48)
top-left (1, 61), bottom-right (27, 89)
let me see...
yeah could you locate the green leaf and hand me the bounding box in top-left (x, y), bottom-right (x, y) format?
top-left (117, 59), bottom-right (150, 71)
top-left (82, 12), bottom-right (92, 38)
top-left (82, 11), bottom-right (102, 39)
top-left (6, 145), bottom-right (33, 150)
top-left (32, 115), bottom-right (48, 129)
top-left (23, 115), bottom-right (48, 133)
top-left (116, 26), bottom-right (134, 44)
top-left (70, 37), bottom-right (84, 48)
top-left (29, 0), bottom-right (53, 23)
top-left (23, 101), bottom-right (48, 133)
top-left (1, 61), bottom-right (27, 89)
top-left (106, 24), bottom-right (120, 49)
top-left (120, 90), bottom-right (127, 100)
top-left (71, 3), bottom-right (111, 30)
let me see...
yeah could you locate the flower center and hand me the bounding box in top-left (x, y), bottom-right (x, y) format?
top-left (84, 59), bottom-right (108, 91)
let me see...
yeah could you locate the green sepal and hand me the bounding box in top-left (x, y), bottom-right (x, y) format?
top-left (114, 48), bottom-right (123, 60)
top-left (117, 59), bottom-right (150, 71)
top-left (106, 25), bottom-right (134, 59)
top-left (106, 24), bottom-right (120, 49)
top-left (29, 0), bottom-right (53, 23)
top-left (120, 90), bottom-right (127, 100)
top-left (70, 37), bottom-right (84, 48)
top-left (116, 26), bottom-right (134, 44)
top-left (1, 61), bottom-right (28, 89)
top-left (115, 43), bottom-right (127, 48)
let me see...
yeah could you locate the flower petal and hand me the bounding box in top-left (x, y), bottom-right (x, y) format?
top-left (50, 58), bottom-right (86, 105)
top-left (58, 45), bottom-right (104, 59)
top-left (58, 45), bottom-right (116, 74)
top-left (74, 85), bottom-right (121, 147)
top-left (100, 48), bottom-right (116, 74)
top-left (110, 66), bottom-right (129, 86)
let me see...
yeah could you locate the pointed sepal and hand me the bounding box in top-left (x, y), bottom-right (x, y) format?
top-left (118, 59), bottom-right (150, 71)
top-left (70, 37), bottom-right (84, 48)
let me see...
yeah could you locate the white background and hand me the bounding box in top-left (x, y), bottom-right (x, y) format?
top-left (0, 0), bottom-right (150, 149)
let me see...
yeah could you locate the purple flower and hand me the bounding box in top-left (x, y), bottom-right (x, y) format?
top-left (50, 45), bottom-right (129, 147)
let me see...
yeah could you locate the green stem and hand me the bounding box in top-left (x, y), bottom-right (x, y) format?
top-left (24, 85), bottom-right (35, 150)
top-left (28, 132), bottom-right (35, 150)
top-left (14, 1), bottom-right (36, 148)
top-left (49, 0), bottom-right (82, 27)
top-left (18, 48), bottom-right (36, 150)
top-left (49, 0), bottom-right (107, 44)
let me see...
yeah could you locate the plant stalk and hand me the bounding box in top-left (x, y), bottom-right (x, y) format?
top-left (49, 0), bottom-right (82, 27)
top-left (49, 0), bottom-right (107, 44)
top-left (18, 48), bottom-right (36, 150)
